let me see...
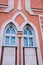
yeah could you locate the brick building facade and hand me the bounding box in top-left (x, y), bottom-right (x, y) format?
top-left (0, 0), bottom-right (43, 65)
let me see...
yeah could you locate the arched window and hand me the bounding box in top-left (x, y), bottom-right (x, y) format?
top-left (3, 23), bottom-right (17, 46)
top-left (23, 24), bottom-right (38, 65)
top-left (23, 24), bottom-right (36, 47)
top-left (2, 23), bottom-right (17, 65)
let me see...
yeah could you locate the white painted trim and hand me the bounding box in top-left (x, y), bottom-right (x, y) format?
top-left (11, 11), bottom-right (39, 26)
top-left (12, 11), bottom-right (28, 21)
top-left (25, 0), bottom-right (33, 14)
top-left (4, 0), bottom-right (14, 12)
top-left (0, 0), bottom-right (14, 12)
top-left (39, 15), bottom-right (43, 40)
top-left (18, 0), bottom-right (22, 10)
top-left (21, 21), bottom-right (42, 65)
top-left (31, 8), bottom-right (43, 12)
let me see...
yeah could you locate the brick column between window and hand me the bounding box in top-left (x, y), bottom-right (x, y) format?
top-left (17, 32), bottom-right (22, 65)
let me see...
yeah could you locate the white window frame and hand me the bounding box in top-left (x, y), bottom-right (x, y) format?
top-left (23, 25), bottom-right (36, 47)
top-left (3, 24), bottom-right (17, 47)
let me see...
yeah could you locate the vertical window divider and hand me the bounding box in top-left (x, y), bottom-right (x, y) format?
top-left (27, 31), bottom-right (29, 46)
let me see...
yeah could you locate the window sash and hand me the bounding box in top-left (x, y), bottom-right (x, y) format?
top-left (3, 35), bottom-right (17, 46)
top-left (23, 36), bottom-right (35, 47)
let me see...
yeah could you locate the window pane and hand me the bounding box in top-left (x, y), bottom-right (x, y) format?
top-left (24, 27), bottom-right (33, 35)
top-left (11, 28), bottom-right (16, 34)
top-left (28, 29), bottom-right (32, 35)
top-left (29, 38), bottom-right (33, 46)
top-left (24, 37), bottom-right (28, 46)
top-left (6, 28), bottom-right (10, 34)
top-left (24, 29), bottom-right (27, 35)
top-left (9, 26), bottom-right (13, 30)
top-left (11, 37), bottom-right (15, 45)
top-left (5, 36), bottom-right (10, 45)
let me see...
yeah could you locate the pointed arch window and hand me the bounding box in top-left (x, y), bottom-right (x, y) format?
top-left (3, 24), bottom-right (17, 46)
top-left (23, 25), bottom-right (36, 47)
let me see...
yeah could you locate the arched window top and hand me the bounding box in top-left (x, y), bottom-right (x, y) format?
top-left (3, 23), bottom-right (17, 46)
top-left (24, 27), bottom-right (33, 35)
top-left (5, 23), bottom-right (17, 34)
top-left (6, 25), bottom-right (16, 34)
top-left (23, 25), bottom-right (34, 35)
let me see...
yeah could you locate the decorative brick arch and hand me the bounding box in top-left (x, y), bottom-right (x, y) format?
top-left (12, 12), bottom-right (28, 21)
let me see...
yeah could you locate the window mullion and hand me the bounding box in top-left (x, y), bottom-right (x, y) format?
top-left (4, 25), bottom-right (17, 46)
top-left (10, 34), bottom-right (11, 45)
top-left (4, 36), bottom-right (5, 45)
top-left (33, 36), bottom-right (35, 47)
top-left (28, 37), bottom-right (29, 46)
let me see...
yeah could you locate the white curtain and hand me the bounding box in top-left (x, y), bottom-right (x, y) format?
top-left (2, 48), bottom-right (16, 65)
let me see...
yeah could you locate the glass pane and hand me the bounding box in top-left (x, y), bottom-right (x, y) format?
top-left (24, 28), bottom-right (27, 35)
top-left (9, 26), bottom-right (13, 30)
top-left (28, 29), bottom-right (32, 35)
top-left (24, 37), bottom-right (28, 46)
top-left (11, 28), bottom-right (16, 34)
top-left (29, 38), bottom-right (33, 46)
top-left (24, 27), bottom-right (32, 35)
top-left (6, 26), bottom-right (13, 34)
top-left (5, 36), bottom-right (10, 45)
top-left (6, 28), bottom-right (10, 34)
top-left (11, 37), bottom-right (15, 45)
